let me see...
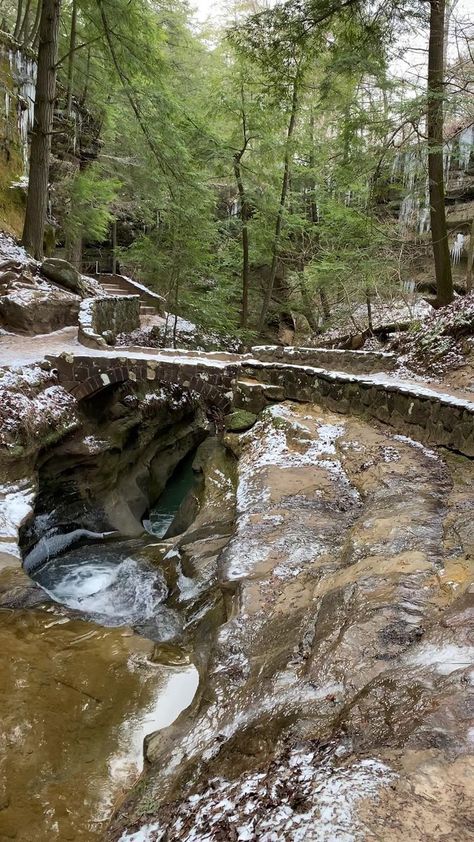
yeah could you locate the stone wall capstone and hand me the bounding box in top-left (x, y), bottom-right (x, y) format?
top-left (47, 352), bottom-right (238, 413)
top-left (250, 345), bottom-right (397, 374)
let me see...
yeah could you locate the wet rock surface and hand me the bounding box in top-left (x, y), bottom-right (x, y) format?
top-left (0, 606), bottom-right (198, 842)
top-left (111, 403), bottom-right (474, 842)
top-left (0, 432), bottom-right (236, 842)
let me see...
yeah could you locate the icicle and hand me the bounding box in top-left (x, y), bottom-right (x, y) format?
top-left (7, 46), bottom-right (37, 173)
top-left (419, 206), bottom-right (430, 235)
top-left (450, 232), bottom-right (465, 264)
top-left (444, 144), bottom-right (452, 185)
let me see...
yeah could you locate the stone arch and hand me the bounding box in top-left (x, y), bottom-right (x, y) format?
top-left (47, 353), bottom-right (237, 413)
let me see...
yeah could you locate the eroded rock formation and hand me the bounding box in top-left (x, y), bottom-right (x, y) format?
top-left (111, 403), bottom-right (474, 841)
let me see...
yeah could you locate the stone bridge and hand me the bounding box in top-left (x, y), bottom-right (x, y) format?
top-left (47, 348), bottom-right (474, 457)
top-left (47, 351), bottom-right (239, 412)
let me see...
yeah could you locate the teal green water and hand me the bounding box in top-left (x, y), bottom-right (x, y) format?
top-left (144, 452), bottom-right (197, 538)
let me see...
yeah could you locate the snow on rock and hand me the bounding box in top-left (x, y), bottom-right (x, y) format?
top-left (404, 643), bottom-right (474, 675)
top-left (0, 234), bottom-right (32, 265)
top-left (118, 748), bottom-right (395, 842)
top-left (392, 434), bottom-right (439, 460)
top-left (117, 316), bottom-right (242, 354)
top-left (0, 478), bottom-right (37, 565)
top-left (392, 292), bottom-right (474, 377)
top-left (225, 404), bottom-right (360, 584)
top-left (0, 364), bottom-right (78, 453)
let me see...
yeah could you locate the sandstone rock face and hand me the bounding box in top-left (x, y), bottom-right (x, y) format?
top-left (21, 380), bottom-right (210, 545)
top-left (0, 282), bottom-right (80, 333)
top-left (112, 402), bottom-right (474, 842)
top-left (0, 257), bottom-right (81, 334)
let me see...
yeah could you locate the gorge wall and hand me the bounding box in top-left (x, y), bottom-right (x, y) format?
top-left (0, 32), bottom-right (35, 235)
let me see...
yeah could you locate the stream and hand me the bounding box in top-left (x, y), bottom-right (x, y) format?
top-left (0, 458), bottom-right (200, 841)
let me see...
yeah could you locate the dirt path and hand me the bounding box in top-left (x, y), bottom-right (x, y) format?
top-left (0, 326), bottom-right (81, 366)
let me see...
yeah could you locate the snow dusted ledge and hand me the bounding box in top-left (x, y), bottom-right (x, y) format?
top-left (237, 360), bottom-right (474, 457)
top-left (250, 345), bottom-right (397, 374)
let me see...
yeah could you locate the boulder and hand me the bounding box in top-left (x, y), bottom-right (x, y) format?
top-left (224, 409), bottom-right (257, 432)
top-left (41, 257), bottom-right (101, 298)
top-left (41, 258), bottom-right (81, 292)
top-left (0, 285), bottom-right (80, 333)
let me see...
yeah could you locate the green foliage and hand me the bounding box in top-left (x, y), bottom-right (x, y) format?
top-left (60, 166), bottom-right (120, 243)
top-left (42, 0), bottom-right (462, 338)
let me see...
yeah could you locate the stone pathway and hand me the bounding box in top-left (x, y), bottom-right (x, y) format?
top-left (1, 324), bottom-right (474, 415)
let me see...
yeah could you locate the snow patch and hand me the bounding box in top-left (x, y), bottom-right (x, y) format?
top-left (118, 750), bottom-right (395, 842)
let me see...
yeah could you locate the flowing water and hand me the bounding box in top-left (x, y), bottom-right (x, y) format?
top-left (0, 458), bottom-right (201, 841)
top-left (143, 451), bottom-right (197, 538)
top-left (32, 540), bottom-right (169, 629)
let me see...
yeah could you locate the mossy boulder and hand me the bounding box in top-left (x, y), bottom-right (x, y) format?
top-left (41, 258), bottom-right (81, 291)
top-left (41, 258), bottom-right (100, 298)
top-left (224, 410), bottom-right (257, 433)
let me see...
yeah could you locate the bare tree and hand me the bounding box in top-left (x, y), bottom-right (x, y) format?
top-left (233, 83), bottom-right (251, 329)
top-left (258, 67), bottom-right (301, 331)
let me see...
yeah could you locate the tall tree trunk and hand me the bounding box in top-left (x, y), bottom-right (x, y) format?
top-left (29, 1), bottom-right (43, 50)
top-left (81, 46), bottom-right (91, 105)
top-left (18, 0), bottom-right (32, 45)
top-left (309, 109), bottom-right (318, 225)
top-left (443, 0), bottom-right (459, 73)
top-left (66, 233), bottom-right (82, 269)
top-left (233, 153), bottom-right (250, 329)
top-left (111, 219), bottom-right (118, 274)
top-left (14, 0), bottom-right (24, 40)
top-left (366, 287), bottom-right (373, 332)
top-left (427, 0), bottom-right (453, 305)
top-left (298, 273), bottom-right (319, 332)
top-left (22, 0), bottom-right (62, 260)
top-left (258, 72), bottom-right (299, 332)
top-left (319, 287), bottom-right (331, 321)
top-left (234, 82), bottom-right (251, 329)
top-left (65, 0), bottom-right (77, 115)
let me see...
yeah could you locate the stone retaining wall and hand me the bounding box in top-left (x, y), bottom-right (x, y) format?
top-left (237, 361), bottom-right (474, 457)
top-left (47, 349), bottom-right (474, 456)
top-left (78, 295), bottom-right (140, 349)
top-left (250, 345), bottom-right (397, 374)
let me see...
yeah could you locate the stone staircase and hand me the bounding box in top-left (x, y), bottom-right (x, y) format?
top-left (94, 273), bottom-right (165, 319)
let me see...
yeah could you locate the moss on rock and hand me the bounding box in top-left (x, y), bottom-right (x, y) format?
top-left (224, 410), bottom-right (257, 433)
